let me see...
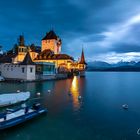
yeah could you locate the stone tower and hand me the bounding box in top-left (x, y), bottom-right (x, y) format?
top-left (18, 35), bottom-right (27, 54)
top-left (16, 35), bottom-right (27, 62)
top-left (41, 30), bottom-right (62, 54)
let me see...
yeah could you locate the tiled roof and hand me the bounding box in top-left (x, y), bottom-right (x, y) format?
top-left (35, 49), bottom-right (74, 60)
top-left (0, 54), bottom-right (17, 63)
top-left (42, 30), bottom-right (58, 40)
top-left (30, 45), bottom-right (41, 53)
top-left (20, 52), bottom-right (35, 65)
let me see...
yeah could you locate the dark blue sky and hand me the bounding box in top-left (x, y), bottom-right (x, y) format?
top-left (1, 0), bottom-right (140, 62)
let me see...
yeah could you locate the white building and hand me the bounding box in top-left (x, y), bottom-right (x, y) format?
top-left (0, 52), bottom-right (56, 81)
top-left (0, 52), bottom-right (36, 81)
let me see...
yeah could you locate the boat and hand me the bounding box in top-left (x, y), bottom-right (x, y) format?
top-left (0, 103), bottom-right (47, 130)
top-left (122, 104), bottom-right (128, 109)
top-left (0, 92), bottom-right (30, 107)
top-left (47, 90), bottom-right (51, 93)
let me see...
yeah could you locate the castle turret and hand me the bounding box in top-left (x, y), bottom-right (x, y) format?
top-left (13, 35), bottom-right (27, 63)
top-left (78, 49), bottom-right (87, 71)
top-left (41, 30), bottom-right (62, 54)
top-left (79, 48), bottom-right (86, 64)
top-left (18, 35), bottom-right (27, 55)
top-left (18, 35), bottom-right (25, 46)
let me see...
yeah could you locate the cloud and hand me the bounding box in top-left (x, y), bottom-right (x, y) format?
top-left (88, 52), bottom-right (140, 63)
top-left (0, 0), bottom-right (140, 62)
top-left (98, 14), bottom-right (140, 48)
top-left (65, 7), bottom-right (140, 62)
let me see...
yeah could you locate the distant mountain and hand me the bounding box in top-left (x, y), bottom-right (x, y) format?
top-left (87, 61), bottom-right (140, 71)
top-left (87, 61), bottom-right (111, 71)
top-left (112, 61), bottom-right (136, 67)
top-left (87, 61), bottom-right (110, 67)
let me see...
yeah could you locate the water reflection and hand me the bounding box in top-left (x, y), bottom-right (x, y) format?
top-left (70, 76), bottom-right (80, 110)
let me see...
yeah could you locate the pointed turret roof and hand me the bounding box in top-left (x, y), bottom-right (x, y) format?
top-left (18, 35), bottom-right (25, 46)
top-left (42, 30), bottom-right (58, 40)
top-left (79, 49), bottom-right (86, 64)
top-left (20, 52), bottom-right (35, 65)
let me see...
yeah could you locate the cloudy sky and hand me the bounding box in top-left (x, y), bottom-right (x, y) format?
top-left (1, 0), bottom-right (140, 63)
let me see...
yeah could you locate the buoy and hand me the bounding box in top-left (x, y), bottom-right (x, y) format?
top-left (137, 128), bottom-right (140, 135)
top-left (122, 104), bottom-right (128, 109)
top-left (17, 90), bottom-right (20, 93)
top-left (48, 90), bottom-right (51, 93)
top-left (78, 96), bottom-right (82, 100)
top-left (37, 92), bottom-right (41, 96)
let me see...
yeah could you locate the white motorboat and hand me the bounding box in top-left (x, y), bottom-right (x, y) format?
top-left (0, 103), bottom-right (47, 130)
top-left (0, 91), bottom-right (30, 107)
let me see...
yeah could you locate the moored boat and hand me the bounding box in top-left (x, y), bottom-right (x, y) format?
top-left (0, 103), bottom-right (47, 130)
top-left (0, 91), bottom-right (30, 107)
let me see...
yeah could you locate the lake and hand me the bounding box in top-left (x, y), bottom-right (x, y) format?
top-left (0, 72), bottom-right (140, 140)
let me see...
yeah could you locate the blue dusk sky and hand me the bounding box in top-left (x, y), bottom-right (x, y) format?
top-left (1, 0), bottom-right (140, 63)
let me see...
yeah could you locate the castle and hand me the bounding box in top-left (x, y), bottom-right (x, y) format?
top-left (0, 30), bottom-right (86, 81)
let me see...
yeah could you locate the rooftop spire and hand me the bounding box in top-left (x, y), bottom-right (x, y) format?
top-left (79, 48), bottom-right (86, 64)
top-left (18, 35), bottom-right (25, 46)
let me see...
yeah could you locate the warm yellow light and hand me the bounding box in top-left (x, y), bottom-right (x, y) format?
top-left (70, 76), bottom-right (80, 109)
top-left (72, 76), bottom-right (78, 89)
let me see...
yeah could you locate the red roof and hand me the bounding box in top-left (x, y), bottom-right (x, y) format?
top-left (79, 49), bottom-right (86, 64)
top-left (35, 49), bottom-right (74, 60)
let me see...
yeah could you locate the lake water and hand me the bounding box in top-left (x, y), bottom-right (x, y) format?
top-left (0, 72), bottom-right (140, 140)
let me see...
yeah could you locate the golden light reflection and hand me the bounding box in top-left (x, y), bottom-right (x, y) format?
top-left (70, 76), bottom-right (80, 109)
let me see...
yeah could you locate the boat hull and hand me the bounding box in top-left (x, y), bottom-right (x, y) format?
top-left (0, 108), bottom-right (47, 130)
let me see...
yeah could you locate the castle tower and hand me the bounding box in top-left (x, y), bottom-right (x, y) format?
top-left (15, 35), bottom-right (27, 62)
top-left (18, 35), bottom-right (27, 55)
top-left (41, 30), bottom-right (62, 54)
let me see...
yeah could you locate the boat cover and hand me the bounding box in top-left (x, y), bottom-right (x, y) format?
top-left (0, 92), bottom-right (30, 107)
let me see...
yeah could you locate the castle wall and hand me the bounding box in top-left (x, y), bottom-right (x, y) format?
top-left (0, 64), bottom-right (36, 81)
top-left (34, 59), bottom-right (73, 70)
top-left (42, 39), bottom-right (55, 52)
top-left (41, 39), bottom-right (61, 54)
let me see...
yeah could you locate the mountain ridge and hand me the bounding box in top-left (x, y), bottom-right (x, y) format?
top-left (87, 61), bottom-right (140, 71)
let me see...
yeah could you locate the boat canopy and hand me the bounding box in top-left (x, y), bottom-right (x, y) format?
top-left (0, 92), bottom-right (30, 107)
